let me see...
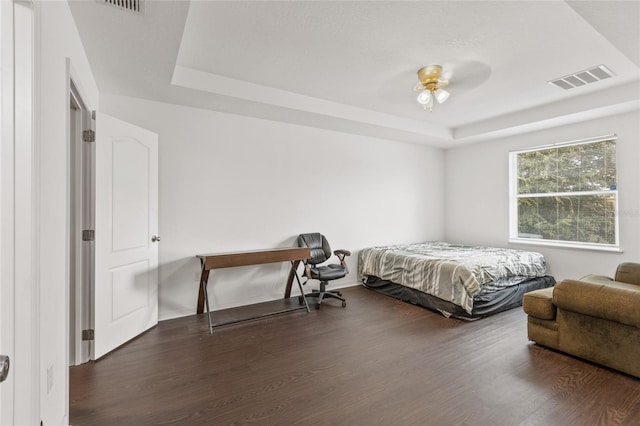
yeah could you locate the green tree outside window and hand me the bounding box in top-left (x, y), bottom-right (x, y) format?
top-left (513, 138), bottom-right (617, 246)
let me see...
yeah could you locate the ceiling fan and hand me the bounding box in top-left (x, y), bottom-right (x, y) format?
top-left (413, 65), bottom-right (450, 112)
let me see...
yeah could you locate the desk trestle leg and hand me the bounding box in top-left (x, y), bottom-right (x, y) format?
top-left (203, 282), bottom-right (213, 334)
top-left (294, 260), bottom-right (311, 313)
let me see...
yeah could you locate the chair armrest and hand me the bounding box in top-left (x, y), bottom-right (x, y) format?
top-left (334, 249), bottom-right (351, 257)
top-left (303, 264), bottom-right (312, 280)
top-left (615, 262), bottom-right (640, 286)
top-left (334, 249), bottom-right (350, 273)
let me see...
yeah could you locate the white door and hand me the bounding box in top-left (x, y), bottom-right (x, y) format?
top-left (94, 112), bottom-right (159, 359)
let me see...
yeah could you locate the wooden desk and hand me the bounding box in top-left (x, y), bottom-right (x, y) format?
top-left (196, 247), bottom-right (311, 332)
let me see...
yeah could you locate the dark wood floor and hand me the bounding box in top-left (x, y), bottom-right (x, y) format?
top-left (70, 286), bottom-right (640, 426)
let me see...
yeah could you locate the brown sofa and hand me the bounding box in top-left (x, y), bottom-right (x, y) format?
top-left (523, 262), bottom-right (640, 378)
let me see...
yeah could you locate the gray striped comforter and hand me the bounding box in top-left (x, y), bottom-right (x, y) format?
top-left (358, 241), bottom-right (547, 314)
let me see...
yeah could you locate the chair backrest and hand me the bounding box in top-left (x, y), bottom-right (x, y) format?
top-left (297, 233), bottom-right (331, 265)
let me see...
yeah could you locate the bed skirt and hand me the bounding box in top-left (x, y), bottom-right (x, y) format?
top-left (362, 275), bottom-right (556, 320)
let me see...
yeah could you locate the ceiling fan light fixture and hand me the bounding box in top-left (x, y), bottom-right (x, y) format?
top-left (434, 88), bottom-right (450, 104)
top-left (414, 64), bottom-right (450, 112)
top-left (424, 96), bottom-right (434, 111)
top-left (417, 90), bottom-right (431, 105)
top-left (417, 90), bottom-right (433, 111)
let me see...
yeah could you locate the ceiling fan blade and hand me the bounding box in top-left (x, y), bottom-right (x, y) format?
top-left (441, 60), bottom-right (491, 91)
top-left (378, 68), bottom-right (427, 104)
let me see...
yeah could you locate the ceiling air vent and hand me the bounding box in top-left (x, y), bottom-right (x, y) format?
top-left (549, 65), bottom-right (615, 90)
top-left (101, 0), bottom-right (143, 13)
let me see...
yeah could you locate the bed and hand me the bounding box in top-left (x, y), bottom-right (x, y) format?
top-left (358, 241), bottom-right (555, 320)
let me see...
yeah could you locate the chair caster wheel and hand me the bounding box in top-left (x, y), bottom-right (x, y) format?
top-left (337, 292), bottom-right (342, 296)
top-left (315, 303), bottom-right (321, 310)
top-left (342, 301), bottom-right (347, 308)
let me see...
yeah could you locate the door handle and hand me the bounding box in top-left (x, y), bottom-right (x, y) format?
top-left (151, 235), bottom-right (161, 243)
top-left (0, 355), bottom-right (9, 383)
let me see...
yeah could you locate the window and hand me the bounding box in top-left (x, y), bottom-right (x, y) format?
top-left (510, 135), bottom-right (618, 250)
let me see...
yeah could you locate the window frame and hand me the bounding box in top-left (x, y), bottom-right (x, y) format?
top-left (509, 134), bottom-right (620, 252)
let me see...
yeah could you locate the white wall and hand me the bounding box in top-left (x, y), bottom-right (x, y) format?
top-left (37, 1), bottom-right (98, 424)
top-left (444, 111), bottom-right (640, 282)
top-left (100, 95), bottom-right (445, 320)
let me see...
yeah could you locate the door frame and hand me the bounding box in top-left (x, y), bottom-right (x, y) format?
top-left (68, 78), bottom-right (94, 366)
top-left (65, 59), bottom-right (97, 423)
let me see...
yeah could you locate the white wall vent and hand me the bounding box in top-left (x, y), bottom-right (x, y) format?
top-left (100, 0), bottom-right (143, 14)
top-left (549, 65), bottom-right (615, 90)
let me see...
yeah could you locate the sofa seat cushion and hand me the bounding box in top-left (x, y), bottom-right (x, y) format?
top-left (553, 279), bottom-right (640, 329)
top-left (523, 287), bottom-right (556, 320)
top-left (580, 274), bottom-right (614, 285)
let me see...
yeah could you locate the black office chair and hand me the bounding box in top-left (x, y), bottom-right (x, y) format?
top-left (297, 233), bottom-right (350, 309)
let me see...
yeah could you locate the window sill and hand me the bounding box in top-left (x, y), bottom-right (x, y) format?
top-left (509, 238), bottom-right (623, 253)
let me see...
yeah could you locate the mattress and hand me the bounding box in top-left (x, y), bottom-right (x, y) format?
top-left (363, 275), bottom-right (556, 320)
top-left (358, 241), bottom-right (551, 316)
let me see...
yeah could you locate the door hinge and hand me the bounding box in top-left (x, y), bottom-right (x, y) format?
top-left (83, 129), bottom-right (95, 143)
top-left (82, 329), bottom-right (95, 341)
top-left (82, 229), bottom-right (95, 241)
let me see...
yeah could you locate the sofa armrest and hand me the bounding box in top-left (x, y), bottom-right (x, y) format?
top-left (615, 262), bottom-right (640, 286)
top-left (553, 279), bottom-right (640, 328)
top-left (523, 287), bottom-right (556, 320)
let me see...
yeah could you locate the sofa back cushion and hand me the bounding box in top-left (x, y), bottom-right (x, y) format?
top-left (615, 262), bottom-right (640, 286)
top-left (553, 279), bottom-right (640, 328)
